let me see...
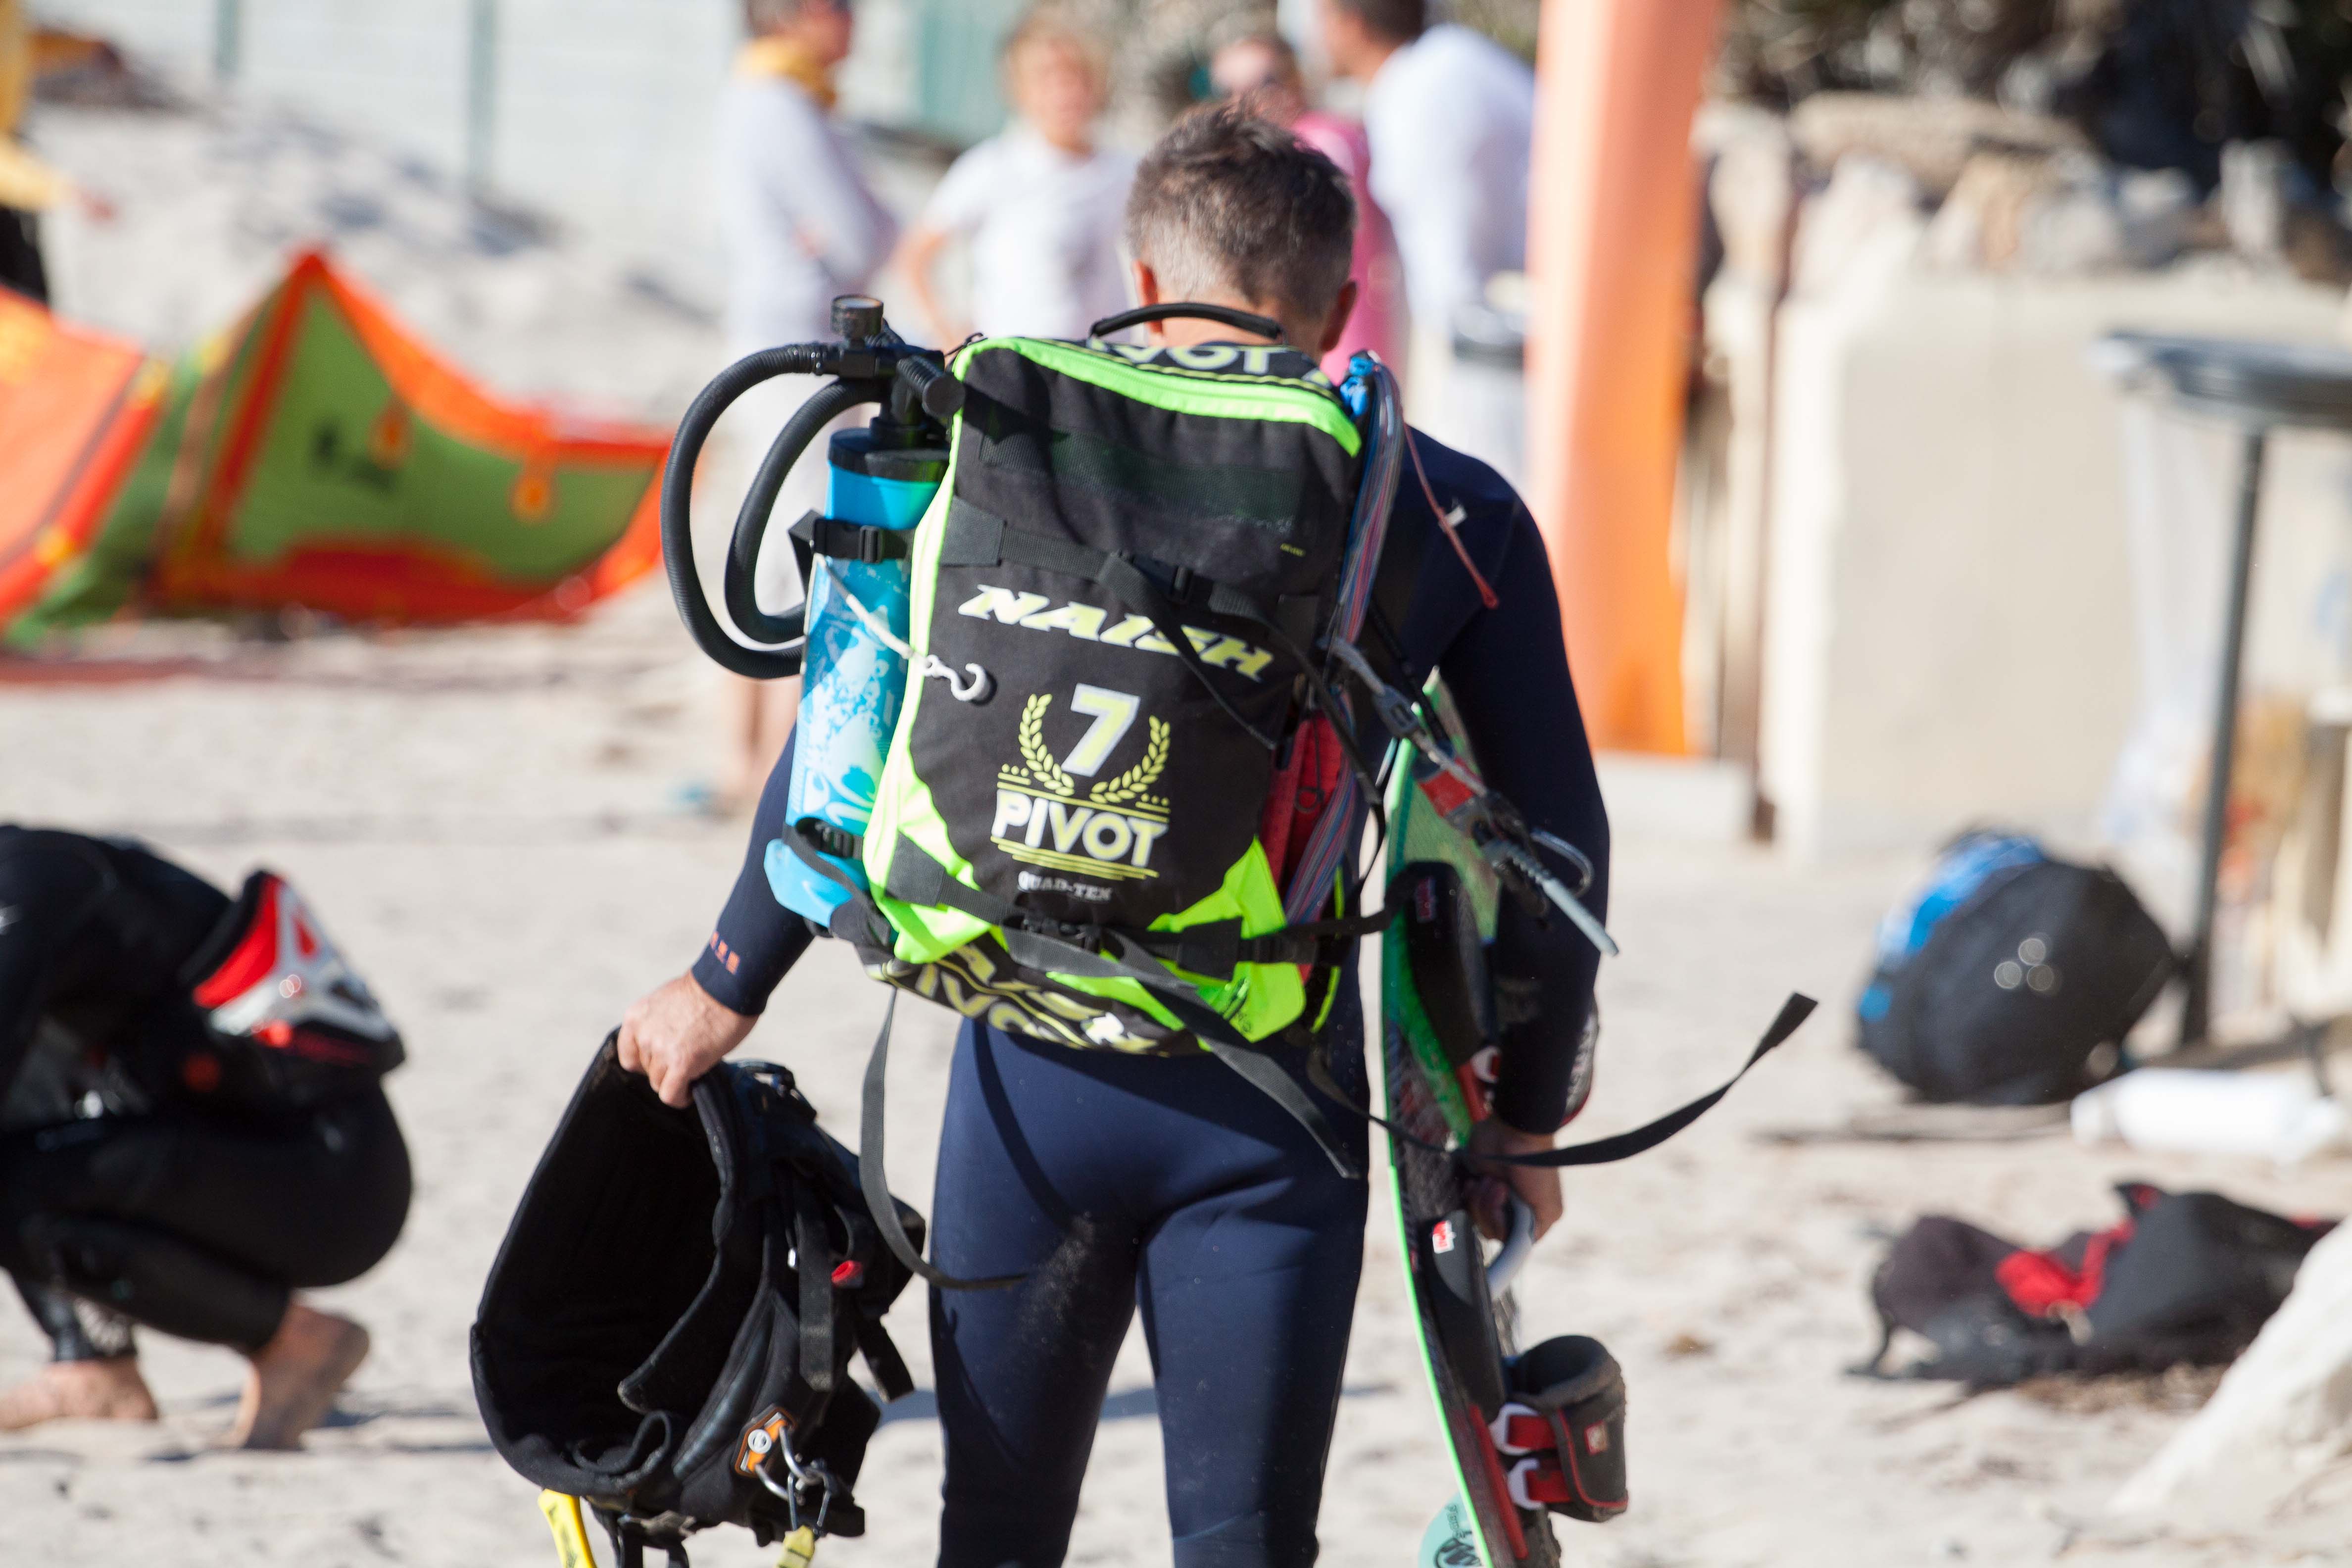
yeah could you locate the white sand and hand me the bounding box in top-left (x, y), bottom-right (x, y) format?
top-left (9, 88), bottom-right (2352, 1568)
top-left (9, 600), bottom-right (2352, 1567)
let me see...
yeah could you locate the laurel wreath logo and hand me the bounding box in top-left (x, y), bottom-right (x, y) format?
top-left (1017, 694), bottom-right (1076, 796)
top-left (1089, 717), bottom-right (1170, 808)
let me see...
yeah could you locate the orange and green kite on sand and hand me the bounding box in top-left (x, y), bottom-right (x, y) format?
top-left (0, 249), bottom-right (671, 649)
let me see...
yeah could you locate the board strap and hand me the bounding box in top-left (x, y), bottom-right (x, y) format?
top-left (1330, 993), bottom-right (1816, 1167)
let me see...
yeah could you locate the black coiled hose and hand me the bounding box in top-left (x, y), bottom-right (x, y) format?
top-left (720, 377), bottom-right (880, 653)
top-left (659, 344), bottom-right (862, 681)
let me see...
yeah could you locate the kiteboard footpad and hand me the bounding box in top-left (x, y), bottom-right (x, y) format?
top-left (1492, 1336), bottom-right (1628, 1524)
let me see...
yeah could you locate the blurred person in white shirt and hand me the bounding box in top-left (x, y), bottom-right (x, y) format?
top-left (1319, 0), bottom-right (1532, 444)
top-left (707, 0), bottom-right (898, 810)
top-left (895, 8), bottom-right (1136, 344)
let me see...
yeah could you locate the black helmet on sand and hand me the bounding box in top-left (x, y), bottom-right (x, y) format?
top-left (472, 1037), bottom-right (921, 1566)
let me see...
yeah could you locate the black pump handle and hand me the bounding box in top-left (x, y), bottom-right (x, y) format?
top-left (1089, 302), bottom-right (1285, 343)
top-left (893, 355), bottom-right (965, 419)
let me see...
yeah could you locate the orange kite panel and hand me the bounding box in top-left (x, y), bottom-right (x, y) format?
top-left (0, 290), bottom-right (155, 622)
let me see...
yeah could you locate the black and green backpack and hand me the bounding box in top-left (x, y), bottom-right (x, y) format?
top-left (788, 318), bottom-right (1409, 1204)
top-left (669, 307), bottom-right (1796, 1298)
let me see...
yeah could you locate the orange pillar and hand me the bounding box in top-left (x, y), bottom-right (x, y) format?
top-left (1525, 0), bottom-right (1717, 755)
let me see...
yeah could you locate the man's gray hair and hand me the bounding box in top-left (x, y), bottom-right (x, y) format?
top-left (1124, 103), bottom-right (1356, 326)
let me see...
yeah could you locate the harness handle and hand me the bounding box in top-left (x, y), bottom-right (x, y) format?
top-left (1088, 302), bottom-right (1286, 342)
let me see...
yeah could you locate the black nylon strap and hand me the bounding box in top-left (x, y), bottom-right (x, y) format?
top-left (990, 913), bottom-right (1363, 1180)
top-left (883, 837), bottom-right (1021, 928)
top-left (1235, 910), bottom-right (1389, 965)
top-left (876, 837), bottom-right (1365, 1178)
top-left (1198, 1034), bottom-right (1364, 1176)
top-left (938, 500), bottom-right (1007, 567)
top-left (1114, 919), bottom-right (1241, 980)
top-left (782, 822), bottom-right (892, 948)
top-left (1323, 992), bottom-right (1816, 1168)
top-left (857, 1319), bottom-right (915, 1402)
top-left (790, 1183), bottom-right (835, 1396)
top-left (941, 500), bottom-right (1283, 750)
top-left (1089, 552), bottom-right (1279, 751)
top-left (860, 995), bottom-right (1023, 1291)
top-left (789, 509), bottom-right (911, 564)
top-left (1500, 990), bottom-right (1812, 1165)
top-left (889, 832), bottom-right (1376, 1004)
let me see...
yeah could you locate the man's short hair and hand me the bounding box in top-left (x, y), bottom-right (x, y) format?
top-left (1330, 0), bottom-right (1426, 44)
top-left (1124, 103), bottom-right (1355, 328)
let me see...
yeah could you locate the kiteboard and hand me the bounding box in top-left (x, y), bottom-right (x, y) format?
top-left (1381, 682), bottom-right (1560, 1568)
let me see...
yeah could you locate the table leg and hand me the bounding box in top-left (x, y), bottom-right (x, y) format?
top-left (2180, 426), bottom-right (2267, 1048)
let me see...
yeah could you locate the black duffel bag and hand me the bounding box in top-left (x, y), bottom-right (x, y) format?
top-left (472, 1036), bottom-right (920, 1565)
top-left (1857, 831), bottom-right (2173, 1104)
top-left (1857, 1182), bottom-right (2332, 1387)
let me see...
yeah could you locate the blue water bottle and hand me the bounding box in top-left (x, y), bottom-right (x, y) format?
top-left (765, 424), bottom-right (946, 927)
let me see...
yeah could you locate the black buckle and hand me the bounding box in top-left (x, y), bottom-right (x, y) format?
top-left (794, 817), bottom-right (862, 861)
top-left (858, 526), bottom-right (885, 564)
top-left (1176, 926), bottom-right (1239, 980)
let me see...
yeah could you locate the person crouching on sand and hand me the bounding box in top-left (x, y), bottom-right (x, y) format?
top-left (0, 827), bottom-right (410, 1448)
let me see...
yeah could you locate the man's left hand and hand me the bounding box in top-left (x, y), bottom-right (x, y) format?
top-left (1465, 1118), bottom-right (1563, 1243)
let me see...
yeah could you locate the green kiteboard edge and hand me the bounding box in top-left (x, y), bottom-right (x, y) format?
top-left (1379, 680), bottom-right (1556, 1568)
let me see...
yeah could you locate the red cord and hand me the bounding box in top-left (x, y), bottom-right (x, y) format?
top-left (1405, 424), bottom-right (1499, 609)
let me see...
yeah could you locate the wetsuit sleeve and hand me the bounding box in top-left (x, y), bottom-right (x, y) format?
top-left (0, 831), bottom-right (108, 1102)
top-left (1435, 509), bottom-right (1612, 1135)
top-left (690, 730), bottom-right (818, 1015)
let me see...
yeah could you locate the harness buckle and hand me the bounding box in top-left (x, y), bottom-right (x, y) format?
top-left (756, 1438), bottom-right (843, 1535)
top-left (858, 527), bottom-right (885, 565)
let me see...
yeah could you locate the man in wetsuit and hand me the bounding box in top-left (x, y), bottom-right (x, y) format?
top-left (618, 105), bottom-right (1607, 1567)
top-left (0, 827), bottom-right (411, 1448)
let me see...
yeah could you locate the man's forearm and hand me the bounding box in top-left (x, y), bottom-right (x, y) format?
top-left (690, 732), bottom-right (817, 1013)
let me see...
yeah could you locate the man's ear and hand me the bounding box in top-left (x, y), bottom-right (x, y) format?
top-left (1130, 259), bottom-right (1168, 342)
top-left (1317, 279), bottom-right (1360, 359)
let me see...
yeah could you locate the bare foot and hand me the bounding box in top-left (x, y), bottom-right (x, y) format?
top-left (223, 1303), bottom-right (370, 1451)
top-left (0, 1358), bottom-right (159, 1430)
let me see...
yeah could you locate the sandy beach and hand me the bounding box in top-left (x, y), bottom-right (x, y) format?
top-left (7, 592), bottom-right (2352, 1566)
top-left (10, 80), bottom-right (2352, 1568)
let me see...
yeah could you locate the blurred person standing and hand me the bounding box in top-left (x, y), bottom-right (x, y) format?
top-left (1319, 0), bottom-right (1531, 442)
top-left (0, 0), bottom-right (106, 301)
top-left (895, 8), bottom-right (1134, 344)
top-left (710, 0), bottom-right (898, 809)
top-left (1208, 25), bottom-right (1399, 382)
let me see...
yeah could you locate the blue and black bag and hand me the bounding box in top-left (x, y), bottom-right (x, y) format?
top-left (1858, 831), bottom-right (2173, 1104)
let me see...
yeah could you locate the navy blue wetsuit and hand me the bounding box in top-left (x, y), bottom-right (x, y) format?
top-left (694, 434), bottom-right (1609, 1568)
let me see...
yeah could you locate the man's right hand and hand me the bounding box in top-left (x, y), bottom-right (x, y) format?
top-left (616, 973), bottom-right (756, 1108)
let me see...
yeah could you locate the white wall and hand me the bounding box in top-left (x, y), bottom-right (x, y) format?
top-left (1761, 241), bottom-right (2346, 863)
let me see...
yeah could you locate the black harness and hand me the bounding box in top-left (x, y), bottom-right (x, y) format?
top-left (473, 1037), bottom-right (920, 1563)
